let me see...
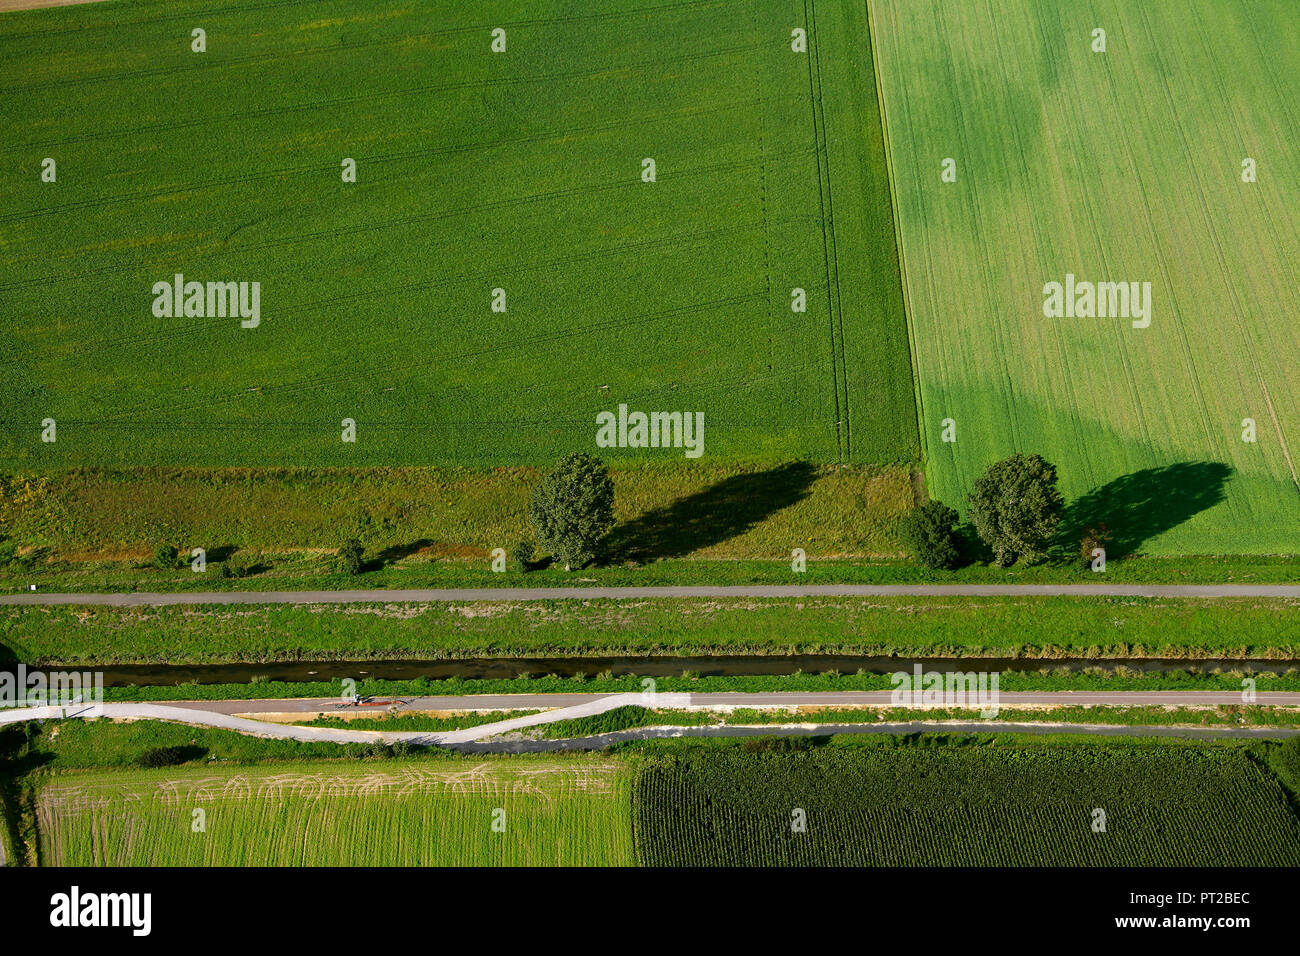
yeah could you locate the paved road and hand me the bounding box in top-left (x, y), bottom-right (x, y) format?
top-left (3, 584), bottom-right (1300, 605)
top-left (168, 689), bottom-right (1300, 715)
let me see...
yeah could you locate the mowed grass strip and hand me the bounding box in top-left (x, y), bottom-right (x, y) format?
top-left (871, 0), bottom-right (1300, 553)
top-left (634, 745), bottom-right (1300, 866)
top-left (37, 757), bottom-right (635, 866)
top-left (0, 0), bottom-right (917, 466)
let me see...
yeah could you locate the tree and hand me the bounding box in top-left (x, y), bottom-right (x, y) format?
top-left (967, 454), bottom-right (1064, 566)
top-left (336, 538), bottom-right (365, 575)
top-left (898, 500), bottom-right (962, 569)
top-left (152, 543), bottom-right (179, 570)
top-left (529, 453), bottom-right (615, 570)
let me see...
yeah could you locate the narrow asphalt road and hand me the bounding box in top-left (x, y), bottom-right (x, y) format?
top-left (3, 584), bottom-right (1300, 605)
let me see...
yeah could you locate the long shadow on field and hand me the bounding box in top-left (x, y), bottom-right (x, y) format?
top-left (366, 539), bottom-right (434, 572)
top-left (603, 462), bottom-right (817, 564)
top-left (1055, 461), bottom-right (1233, 559)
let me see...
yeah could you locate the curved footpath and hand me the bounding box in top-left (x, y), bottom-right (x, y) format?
top-left (2, 691), bottom-right (1298, 751)
top-left (3, 583), bottom-right (1300, 605)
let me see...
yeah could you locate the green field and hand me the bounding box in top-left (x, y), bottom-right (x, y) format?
top-left (37, 757), bottom-right (635, 866)
top-left (871, 0), bottom-right (1300, 553)
top-left (0, 0), bottom-right (917, 467)
top-left (634, 745), bottom-right (1300, 865)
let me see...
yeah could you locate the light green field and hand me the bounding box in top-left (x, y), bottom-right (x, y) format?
top-left (37, 758), bottom-right (635, 866)
top-left (871, 0), bottom-right (1300, 553)
top-left (0, 0), bottom-right (917, 467)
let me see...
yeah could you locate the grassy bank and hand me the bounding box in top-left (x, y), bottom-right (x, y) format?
top-left (0, 465), bottom-right (914, 562)
top-left (6, 595), bottom-right (1300, 666)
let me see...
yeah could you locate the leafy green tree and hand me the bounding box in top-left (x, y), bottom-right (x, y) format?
top-left (898, 500), bottom-right (962, 569)
top-left (152, 543), bottom-right (179, 570)
top-left (529, 453), bottom-right (615, 570)
top-left (968, 454), bottom-right (1064, 566)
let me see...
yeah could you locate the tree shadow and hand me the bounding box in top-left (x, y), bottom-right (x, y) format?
top-left (602, 462), bottom-right (818, 564)
top-left (207, 545), bottom-right (237, 562)
top-left (1055, 461), bottom-right (1233, 559)
top-left (364, 539), bottom-right (434, 572)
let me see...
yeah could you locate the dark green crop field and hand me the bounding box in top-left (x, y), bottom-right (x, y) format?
top-left (634, 744), bottom-right (1300, 866)
top-left (0, 0), bottom-right (917, 467)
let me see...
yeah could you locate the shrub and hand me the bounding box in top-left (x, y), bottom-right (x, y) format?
top-left (898, 500), bottom-right (962, 569)
top-left (336, 538), bottom-right (365, 575)
top-left (528, 453), bottom-right (614, 570)
top-left (511, 540), bottom-right (535, 572)
top-left (218, 554), bottom-right (254, 579)
top-left (152, 543), bottom-right (179, 570)
top-left (0, 537), bottom-right (17, 568)
top-left (391, 740), bottom-right (417, 757)
top-left (967, 454), bottom-right (1064, 566)
top-left (1079, 523), bottom-right (1113, 569)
